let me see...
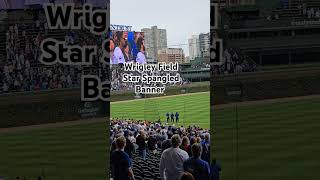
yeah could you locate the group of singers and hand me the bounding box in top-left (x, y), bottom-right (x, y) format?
top-left (110, 31), bottom-right (146, 65)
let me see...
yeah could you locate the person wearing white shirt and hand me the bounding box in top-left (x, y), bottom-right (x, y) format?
top-left (111, 31), bottom-right (126, 64)
top-left (136, 51), bottom-right (146, 64)
top-left (112, 46), bottom-right (125, 64)
top-left (159, 134), bottom-right (189, 180)
top-left (136, 37), bottom-right (146, 64)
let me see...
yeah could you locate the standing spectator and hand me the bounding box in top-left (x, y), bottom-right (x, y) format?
top-left (136, 130), bottom-right (147, 160)
top-left (180, 136), bottom-right (190, 151)
top-left (180, 172), bottom-right (195, 180)
top-left (183, 143), bottom-right (211, 180)
top-left (111, 136), bottom-right (135, 180)
top-left (159, 134), bottom-right (189, 180)
top-left (316, 9), bottom-right (320, 18)
top-left (124, 130), bottom-right (135, 159)
top-left (210, 159), bottom-right (221, 180)
top-left (161, 138), bottom-right (172, 152)
top-left (166, 112), bottom-right (170, 123)
top-left (201, 133), bottom-right (210, 163)
top-left (148, 131), bottom-right (158, 154)
top-left (187, 137), bottom-right (196, 157)
top-left (311, 8), bottom-right (315, 18)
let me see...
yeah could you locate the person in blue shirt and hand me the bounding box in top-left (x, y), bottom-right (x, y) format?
top-left (175, 112), bottom-right (179, 123)
top-left (201, 133), bottom-right (210, 163)
top-left (129, 32), bottom-right (139, 60)
top-left (166, 112), bottom-right (170, 123)
top-left (183, 143), bottom-right (210, 180)
top-left (111, 136), bottom-right (135, 180)
top-left (210, 159), bottom-right (221, 180)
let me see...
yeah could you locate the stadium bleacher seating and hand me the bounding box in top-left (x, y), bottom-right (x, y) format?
top-left (273, 0), bottom-right (320, 18)
top-left (110, 149), bottom-right (162, 180)
top-left (131, 150), bottom-right (162, 180)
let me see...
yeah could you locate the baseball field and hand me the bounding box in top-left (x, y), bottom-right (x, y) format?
top-left (0, 92), bottom-right (209, 179)
top-left (111, 92), bottom-right (210, 129)
top-left (213, 95), bottom-right (320, 180)
top-left (2, 92), bottom-right (319, 180)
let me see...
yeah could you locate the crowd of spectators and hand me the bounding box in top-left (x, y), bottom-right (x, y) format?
top-left (298, 3), bottom-right (320, 19)
top-left (212, 48), bottom-right (258, 75)
top-left (110, 119), bottom-right (220, 180)
top-left (0, 17), bottom-right (108, 94)
top-left (269, 2), bottom-right (320, 20)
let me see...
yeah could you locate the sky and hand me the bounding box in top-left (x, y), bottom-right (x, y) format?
top-left (110, 0), bottom-right (210, 56)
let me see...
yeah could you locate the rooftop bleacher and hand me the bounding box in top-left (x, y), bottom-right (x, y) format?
top-left (225, 0), bottom-right (320, 30)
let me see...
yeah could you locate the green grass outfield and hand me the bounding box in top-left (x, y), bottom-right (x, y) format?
top-left (213, 97), bottom-right (320, 180)
top-left (0, 122), bottom-right (107, 180)
top-left (111, 92), bottom-right (210, 129)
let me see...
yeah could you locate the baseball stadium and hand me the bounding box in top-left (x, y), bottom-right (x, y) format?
top-left (0, 1), bottom-right (212, 180)
top-left (212, 0), bottom-right (320, 180)
top-left (109, 29), bottom-right (211, 179)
